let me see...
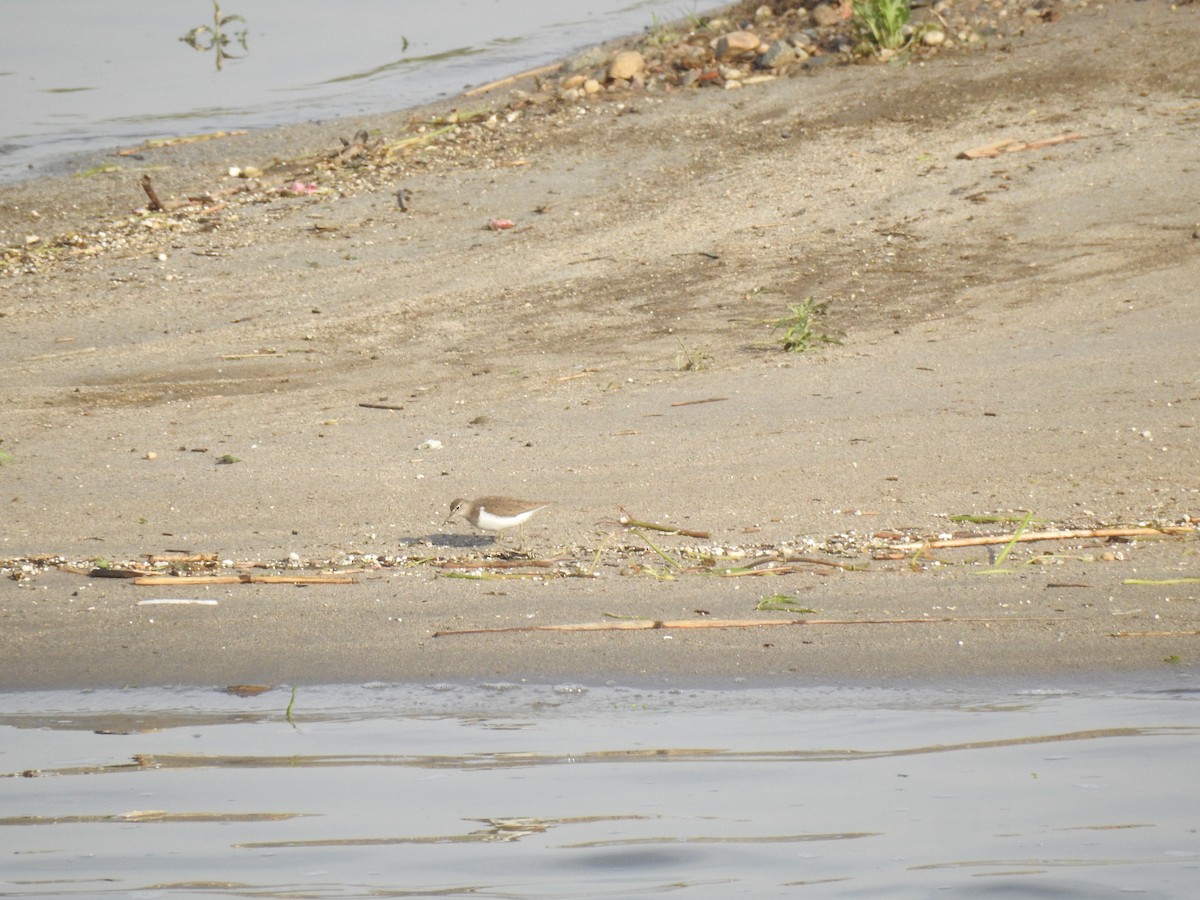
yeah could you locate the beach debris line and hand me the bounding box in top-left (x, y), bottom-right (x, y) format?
top-left (433, 615), bottom-right (1061, 638)
top-left (131, 574), bottom-right (357, 585)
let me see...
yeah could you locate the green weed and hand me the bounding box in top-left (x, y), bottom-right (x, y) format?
top-left (774, 298), bottom-right (842, 353)
top-left (675, 339), bottom-right (713, 371)
top-left (853, 0), bottom-right (912, 51)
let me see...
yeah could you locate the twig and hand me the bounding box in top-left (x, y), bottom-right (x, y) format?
top-left (1110, 630), bottom-right (1200, 638)
top-left (117, 130), bottom-right (248, 155)
top-left (909, 526), bottom-right (1194, 551)
top-left (1123, 577), bottom-right (1200, 585)
top-left (957, 132), bottom-right (1083, 159)
top-left (464, 62), bottom-right (562, 96)
top-left (358, 402), bottom-right (405, 411)
top-left (744, 555), bottom-right (861, 571)
top-left (617, 510), bottom-right (711, 540)
top-left (434, 615), bottom-right (1062, 637)
top-left (132, 574), bottom-right (357, 585)
top-left (140, 175), bottom-right (163, 211)
top-left (439, 558), bottom-right (561, 570)
top-left (670, 397), bottom-right (728, 407)
top-left (147, 553), bottom-right (218, 563)
top-left (708, 565), bottom-right (809, 577)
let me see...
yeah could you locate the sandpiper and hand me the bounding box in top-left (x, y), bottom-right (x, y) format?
top-left (444, 495), bottom-right (549, 545)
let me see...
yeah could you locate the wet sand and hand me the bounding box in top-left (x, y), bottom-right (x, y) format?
top-left (1, 0), bottom-right (1197, 689)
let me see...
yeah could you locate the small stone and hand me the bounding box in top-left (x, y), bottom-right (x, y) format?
top-left (583, 78), bottom-right (602, 95)
top-left (144, 451), bottom-right (157, 461)
top-left (714, 30), bottom-right (761, 60)
top-left (811, 4), bottom-right (843, 27)
top-left (922, 29), bottom-right (946, 46)
top-left (566, 47), bottom-right (608, 73)
top-left (608, 50), bottom-right (645, 81)
top-left (561, 74), bottom-right (587, 90)
top-left (757, 40), bottom-right (796, 69)
top-left (754, 4), bottom-right (774, 22)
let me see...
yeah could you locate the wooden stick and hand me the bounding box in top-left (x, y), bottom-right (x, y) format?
top-left (711, 565), bottom-right (810, 577)
top-left (433, 615), bottom-right (1060, 637)
top-left (132, 574), bottom-right (357, 585)
top-left (744, 555), bottom-right (860, 571)
top-left (1110, 630), bottom-right (1200, 638)
top-left (359, 402), bottom-right (405, 411)
top-left (911, 526), bottom-right (1194, 550)
top-left (617, 511), bottom-right (711, 540)
top-left (439, 558), bottom-right (561, 570)
top-left (957, 132), bottom-right (1082, 159)
top-left (464, 62), bottom-right (562, 96)
top-left (140, 175), bottom-right (163, 211)
top-left (670, 397), bottom-right (728, 407)
top-left (118, 130), bottom-right (248, 155)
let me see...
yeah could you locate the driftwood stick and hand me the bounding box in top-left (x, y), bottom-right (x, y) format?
top-left (359, 402), bottom-right (405, 411)
top-left (914, 526), bottom-right (1193, 550)
top-left (618, 509), bottom-right (711, 540)
top-left (958, 132), bottom-right (1082, 159)
top-left (433, 615), bottom-right (1060, 638)
top-left (709, 565), bottom-right (808, 577)
top-left (464, 62), bottom-right (561, 96)
top-left (140, 175), bottom-right (163, 211)
top-left (132, 574), bottom-right (357, 585)
top-left (1110, 630), bottom-right (1200, 638)
top-left (743, 555), bottom-right (859, 571)
top-left (439, 558), bottom-right (561, 570)
top-left (670, 397), bottom-right (728, 407)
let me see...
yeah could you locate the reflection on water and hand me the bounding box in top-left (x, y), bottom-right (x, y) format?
top-left (180, 2), bottom-right (250, 72)
top-left (1, 677), bottom-right (1197, 898)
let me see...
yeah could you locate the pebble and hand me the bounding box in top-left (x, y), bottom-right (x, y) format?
top-left (608, 50), bottom-right (645, 81)
top-left (922, 29), bottom-right (947, 46)
top-left (811, 4), bottom-right (844, 27)
top-left (714, 30), bottom-right (761, 60)
top-left (757, 40), bottom-right (796, 69)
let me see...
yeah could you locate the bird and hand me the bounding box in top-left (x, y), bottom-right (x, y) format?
top-left (444, 495), bottom-right (549, 546)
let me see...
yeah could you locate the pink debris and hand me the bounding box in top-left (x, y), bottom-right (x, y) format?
top-left (486, 218), bottom-right (516, 231)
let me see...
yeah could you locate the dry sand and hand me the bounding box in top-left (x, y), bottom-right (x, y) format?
top-left (1, 1), bottom-right (1197, 689)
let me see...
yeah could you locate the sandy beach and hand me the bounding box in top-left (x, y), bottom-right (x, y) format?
top-left (1, 0), bottom-right (1197, 689)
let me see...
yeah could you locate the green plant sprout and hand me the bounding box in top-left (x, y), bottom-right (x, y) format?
top-left (774, 298), bottom-right (842, 352)
top-left (852, 0), bottom-right (913, 51)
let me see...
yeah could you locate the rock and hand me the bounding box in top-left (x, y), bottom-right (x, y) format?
top-left (561, 74), bottom-right (587, 90)
top-left (583, 78), bottom-right (602, 95)
top-left (757, 40), bottom-right (796, 69)
top-left (566, 47), bottom-right (608, 73)
top-left (714, 30), bottom-right (761, 60)
top-left (922, 29), bottom-right (947, 46)
top-left (608, 50), bottom-right (645, 81)
top-left (754, 4), bottom-right (774, 22)
top-left (811, 4), bottom-right (843, 27)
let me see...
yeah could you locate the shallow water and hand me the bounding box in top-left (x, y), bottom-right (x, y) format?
top-left (0, 0), bottom-right (711, 181)
top-left (2, 675), bottom-right (1198, 898)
